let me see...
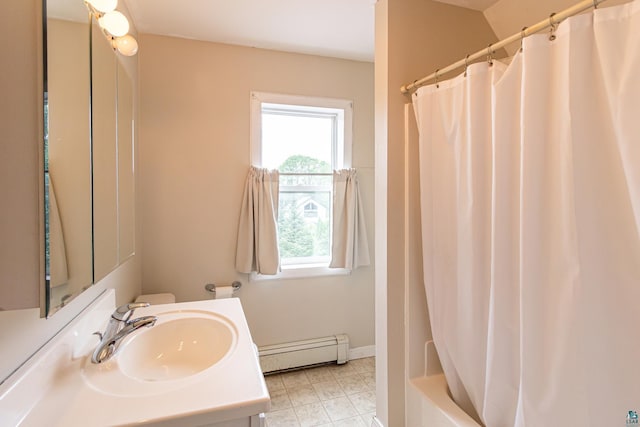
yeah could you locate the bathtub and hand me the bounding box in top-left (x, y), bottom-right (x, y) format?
top-left (409, 341), bottom-right (482, 427)
top-left (411, 375), bottom-right (482, 427)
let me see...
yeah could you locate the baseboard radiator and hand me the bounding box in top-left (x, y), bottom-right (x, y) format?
top-left (258, 334), bottom-right (349, 374)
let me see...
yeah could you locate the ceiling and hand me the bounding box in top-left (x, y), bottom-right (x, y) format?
top-left (125, 0), bottom-right (376, 62)
top-left (124, 0), bottom-right (501, 63)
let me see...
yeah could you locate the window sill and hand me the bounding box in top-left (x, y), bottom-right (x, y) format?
top-left (249, 265), bottom-right (351, 281)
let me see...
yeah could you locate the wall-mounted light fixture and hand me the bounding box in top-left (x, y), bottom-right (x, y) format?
top-left (84, 0), bottom-right (138, 56)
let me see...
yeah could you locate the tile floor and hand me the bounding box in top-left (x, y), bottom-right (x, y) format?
top-left (264, 357), bottom-right (376, 427)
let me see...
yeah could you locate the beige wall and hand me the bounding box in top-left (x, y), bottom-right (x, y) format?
top-left (0, 0), bottom-right (142, 384)
top-left (138, 34), bottom-right (375, 350)
top-left (375, 0), bottom-right (499, 425)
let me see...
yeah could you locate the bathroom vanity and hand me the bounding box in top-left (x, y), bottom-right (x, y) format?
top-left (0, 290), bottom-right (270, 426)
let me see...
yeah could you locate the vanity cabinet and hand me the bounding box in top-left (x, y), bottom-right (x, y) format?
top-left (199, 414), bottom-right (264, 427)
top-left (0, 292), bottom-right (270, 427)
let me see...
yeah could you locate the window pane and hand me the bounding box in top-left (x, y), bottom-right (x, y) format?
top-left (279, 174), bottom-right (332, 187)
top-left (262, 112), bottom-right (333, 171)
top-left (278, 191), bottom-right (331, 263)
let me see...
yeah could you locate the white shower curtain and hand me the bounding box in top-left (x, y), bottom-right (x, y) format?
top-left (413, 2), bottom-right (640, 426)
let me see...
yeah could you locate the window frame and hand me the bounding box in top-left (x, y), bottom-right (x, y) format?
top-left (249, 91), bottom-right (353, 281)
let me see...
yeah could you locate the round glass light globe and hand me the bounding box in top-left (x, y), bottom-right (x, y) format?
top-left (99, 11), bottom-right (129, 37)
top-left (87, 0), bottom-right (117, 13)
top-left (115, 35), bottom-right (138, 56)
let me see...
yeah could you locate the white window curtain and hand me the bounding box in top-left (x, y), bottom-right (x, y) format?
top-left (329, 169), bottom-right (370, 270)
top-left (235, 166), bottom-right (280, 275)
top-left (413, 2), bottom-right (640, 426)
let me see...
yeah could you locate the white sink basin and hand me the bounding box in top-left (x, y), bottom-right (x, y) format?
top-left (81, 309), bottom-right (239, 396)
top-left (119, 313), bottom-right (236, 381)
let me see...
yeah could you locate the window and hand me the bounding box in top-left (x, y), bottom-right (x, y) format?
top-left (251, 92), bottom-right (352, 278)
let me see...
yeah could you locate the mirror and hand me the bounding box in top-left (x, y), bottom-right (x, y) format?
top-left (43, 2), bottom-right (136, 316)
top-left (92, 20), bottom-right (119, 283)
top-left (92, 21), bottom-right (136, 284)
top-left (117, 62), bottom-right (135, 264)
top-left (45, 0), bottom-right (93, 314)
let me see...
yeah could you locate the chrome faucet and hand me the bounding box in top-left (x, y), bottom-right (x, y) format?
top-left (91, 302), bottom-right (158, 364)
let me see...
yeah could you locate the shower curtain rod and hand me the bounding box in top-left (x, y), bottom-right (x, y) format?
top-left (400, 0), bottom-right (608, 94)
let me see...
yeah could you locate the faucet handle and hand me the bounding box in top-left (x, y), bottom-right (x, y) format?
top-left (112, 302), bottom-right (150, 322)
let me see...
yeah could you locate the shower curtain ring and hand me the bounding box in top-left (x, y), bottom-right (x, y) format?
top-left (435, 69), bottom-right (440, 88)
top-left (593, 0), bottom-right (599, 9)
top-left (520, 27), bottom-right (528, 53)
top-left (486, 44), bottom-right (493, 66)
top-left (549, 13), bottom-right (558, 41)
top-left (464, 54), bottom-right (470, 77)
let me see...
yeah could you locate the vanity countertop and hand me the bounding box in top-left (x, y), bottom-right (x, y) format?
top-left (0, 290), bottom-right (270, 427)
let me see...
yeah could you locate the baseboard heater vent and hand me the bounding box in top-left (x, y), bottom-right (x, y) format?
top-left (258, 334), bottom-right (349, 374)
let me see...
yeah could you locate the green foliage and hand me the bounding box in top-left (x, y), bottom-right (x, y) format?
top-left (278, 200), bottom-right (314, 258)
top-left (279, 155), bottom-right (331, 173)
top-left (277, 155), bottom-right (332, 260)
top-left (314, 217), bottom-right (330, 256)
top-left (279, 155), bottom-right (331, 187)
